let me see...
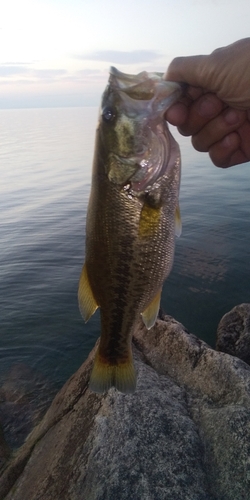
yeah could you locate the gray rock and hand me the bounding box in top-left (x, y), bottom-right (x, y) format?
top-left (1, 315), bottom-right (250, 500)
top-left (0, 426), bottom-right (10, 472)
top-left (216, 303), bottom-right (250, 365)
top-left (0, 363), bottom-right (57, 449)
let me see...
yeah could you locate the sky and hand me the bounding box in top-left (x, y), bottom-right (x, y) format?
top-left (1, 0), bottom-right (250, 108)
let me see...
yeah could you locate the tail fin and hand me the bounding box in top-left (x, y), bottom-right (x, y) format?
top-left (89, 350), bottom-right (137, 394)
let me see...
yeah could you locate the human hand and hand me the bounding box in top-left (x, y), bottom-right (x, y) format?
top-left (164, 39), bottom-right (250, 168)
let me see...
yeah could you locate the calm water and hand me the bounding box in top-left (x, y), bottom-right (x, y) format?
top-left (1, 107), bottom-right (250, 392)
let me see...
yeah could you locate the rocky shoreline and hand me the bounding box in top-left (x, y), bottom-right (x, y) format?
top-left (0, 305), bottom-right (250, 500)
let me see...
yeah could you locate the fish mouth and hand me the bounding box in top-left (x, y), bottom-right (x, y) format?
top-left (109, 66), bottom-right (183, 117)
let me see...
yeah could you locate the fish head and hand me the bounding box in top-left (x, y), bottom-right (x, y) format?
top-left (98, 66), bottom-right (182, 193)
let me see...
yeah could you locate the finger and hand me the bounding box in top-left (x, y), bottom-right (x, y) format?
top-left (185, 86), bottom-right (203, 101)
top-left (177, 93), bottom-right (224, 137)
top-left (165, 85), bottom-right (204, 126)
top-left (191, 108), bottom-right (246, 152)
top-left (165, 102), bottom-right (188, 126)
top-left (209, 132), bottom-right (248, 168)
top-left (237, 117), bottom-right (250, 159)
top-left (210, 119), bottom-right (250, 167)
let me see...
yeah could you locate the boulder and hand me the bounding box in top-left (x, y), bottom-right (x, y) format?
top-left (0, 315), bottom-right (250, 500)
top-left (0, 426), bottom-right (10, 472)
top-left (0, 363), bottom-right (57, 450)
top-left (216, 303), bottom-right (250, 365)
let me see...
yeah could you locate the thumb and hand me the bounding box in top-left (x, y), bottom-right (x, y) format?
top-left (164, 54), bottom-right (211, 88)
top-left (164, 40), bottom-right (250, 110)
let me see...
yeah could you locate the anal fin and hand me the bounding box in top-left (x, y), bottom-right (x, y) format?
top-left (175, 203), bottom-right (182, 237)
top-left (141, 288), bottom-right (161, 330)
top-left (78, 264), bottom-right (98, 322)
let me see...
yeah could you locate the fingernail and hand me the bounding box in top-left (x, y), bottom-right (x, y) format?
top-left (224, 109), bottom-right (239, 125)
top-left (221, 135), bottom-right (231, 147)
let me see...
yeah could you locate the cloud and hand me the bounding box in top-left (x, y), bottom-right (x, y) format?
top-left (76, 50), bottom-right (161, 64)
top-left (32, 69), bottom-right (67, 79)
top-left (1, 61), bottom-right (34, 65)
top-left (73, 68), bottom-right (106, 81)
top-left (0, 64), bottom-right (68, 83)
top-left (76, 69), bottom-right (103, 76)
top-left (0, 65), bottom-right (29, 77)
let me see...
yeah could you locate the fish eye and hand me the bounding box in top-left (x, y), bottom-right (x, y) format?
top-left (102, 107), bottom-right (115, 123)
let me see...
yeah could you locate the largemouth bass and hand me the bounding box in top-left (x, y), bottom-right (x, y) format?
top-left (78, 67), bottom-right (182, 394)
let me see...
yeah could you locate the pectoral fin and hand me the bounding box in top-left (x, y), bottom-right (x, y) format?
top-left (78, 264), bottom-right (98, 322)
top-left (141, 289), bottom-right (161, 330)
top-left (175, 203), bottom-right (182, 237)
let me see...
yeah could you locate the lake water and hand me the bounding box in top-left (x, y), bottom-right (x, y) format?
top-left (1, 106), bottom-right (250, 393)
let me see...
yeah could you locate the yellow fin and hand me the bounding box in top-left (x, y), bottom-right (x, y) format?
top-left (175, 203), bottom-right (182, 237)
top-left (89, 351), bottom-right (137, 394)
top-left (78, 264), bottom-right (98, 322)
top-left (139, 203), bottom-right (161, 238)
top-left (141, 288), bottom-right (161, 330)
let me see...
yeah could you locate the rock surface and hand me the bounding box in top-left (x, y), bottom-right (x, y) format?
top-left (0, 363), bottom-right (57, 450)
top-left (1, 315), bottom-right (250, 500)
top-left (216, 303), bottom-right (250, 365)
top-left (0, 427), bottom-right (10, 472)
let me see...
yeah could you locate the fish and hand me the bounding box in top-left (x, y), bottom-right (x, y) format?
top-left (78, 67), bottom-right (182, 394)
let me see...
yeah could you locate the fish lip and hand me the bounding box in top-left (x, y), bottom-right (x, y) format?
top-left (108, 67), bottom-right (183, 119)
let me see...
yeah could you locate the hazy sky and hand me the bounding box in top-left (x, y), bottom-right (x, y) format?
top-left (1, 0), bottom-right (250, 108)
